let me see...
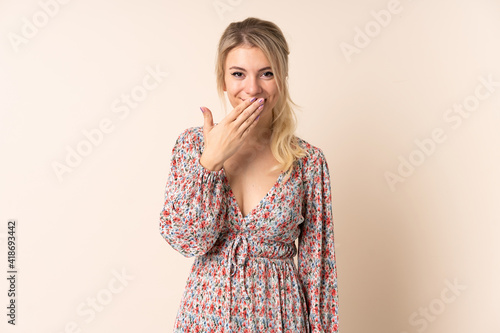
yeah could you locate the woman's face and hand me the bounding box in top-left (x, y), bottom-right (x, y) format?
top-left (224, 45), bottom-right (279, 117)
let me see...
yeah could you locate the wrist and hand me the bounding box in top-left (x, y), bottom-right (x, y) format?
top-left (200, 153), bottom-right (224, 171)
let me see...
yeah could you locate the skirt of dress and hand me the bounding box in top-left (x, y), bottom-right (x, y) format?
top-left (172, 233), bottom-right (310, 333)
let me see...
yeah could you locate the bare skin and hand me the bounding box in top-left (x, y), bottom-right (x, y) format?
top-left (200, 46), bottom-right (291, 217)
top-left (222, 128), bottom-right (291, 217)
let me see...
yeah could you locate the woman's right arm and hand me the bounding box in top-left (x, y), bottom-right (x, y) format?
top-left (159, 127), bottom-right (227, 258)
top-left (160, 98), bottom-right (264, 257)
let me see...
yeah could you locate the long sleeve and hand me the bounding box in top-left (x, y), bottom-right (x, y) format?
top-left (298, 148), bottom-right (339, 332)
top-left (159, 127), bottom-right (227, 258)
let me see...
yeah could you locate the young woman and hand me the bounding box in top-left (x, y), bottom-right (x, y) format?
top-left (160, 17), bottom-right (339, 332)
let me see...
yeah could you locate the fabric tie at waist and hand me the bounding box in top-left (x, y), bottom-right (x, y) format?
top-left (229, 233), bottom-right (250, 277)
top-left (222, 232), bottom-right (297, 331)
top-left (224, 233), bottom-right (254, 331)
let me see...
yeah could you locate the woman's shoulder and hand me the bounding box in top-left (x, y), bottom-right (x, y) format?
top-left (294, 135), bottom-right (327, 165)
top-left (293, 136), bottom-right (331, 183)
top-left (168, 126), bottom-right (206, 158)
top-left (173, 125), bottom-right (204, 146)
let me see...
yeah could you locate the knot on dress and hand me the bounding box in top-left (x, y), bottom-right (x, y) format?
top-left (223, 230), bottom-right (297, 331)
top-left (224, 232), bottom-right (254, 331)
top-left (228, 233), bottom-right (249, 277)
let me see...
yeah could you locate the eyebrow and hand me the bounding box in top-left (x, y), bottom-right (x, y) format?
top-left (228, 66), bottom-right (272, 72)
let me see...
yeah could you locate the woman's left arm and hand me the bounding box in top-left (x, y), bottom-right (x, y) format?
top-left (298, 148), bottom-right (339, 332)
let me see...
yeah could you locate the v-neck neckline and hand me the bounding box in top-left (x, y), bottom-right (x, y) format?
top-left (223, 168), bottom-right (287, 220)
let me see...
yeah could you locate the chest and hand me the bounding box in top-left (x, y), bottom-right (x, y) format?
top-left (223, 149), bottom-right (290, 218)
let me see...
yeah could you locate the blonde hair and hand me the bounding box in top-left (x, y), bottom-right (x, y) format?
top-left (215, 17), bottom-right (307, 173)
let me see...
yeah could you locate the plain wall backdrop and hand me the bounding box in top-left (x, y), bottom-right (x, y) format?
top-left (1, 0), bottom-right (499, 332)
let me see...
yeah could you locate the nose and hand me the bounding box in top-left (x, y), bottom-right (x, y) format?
top-left (244, 76), bottom-right (262, 96)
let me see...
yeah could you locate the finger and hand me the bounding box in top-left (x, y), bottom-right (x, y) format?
top-left (236, 102), bottom-right (264, 139)
top-left (234, 98), bottom-right (265, 128)
top-left (226, 97), bottom-right (259, 122)
top-left (201, 106), bottom-right (214, 139)
top-left (240, 105), bottom-right (263, 138)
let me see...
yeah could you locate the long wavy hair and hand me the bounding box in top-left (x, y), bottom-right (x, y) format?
top-left (215, 17), bottom-right (307, 174)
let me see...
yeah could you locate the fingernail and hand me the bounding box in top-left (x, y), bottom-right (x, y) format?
top-left (250, 97), bottom-right (257, 102)
top-left (200, 107), bottom-right (204, 113)
top-left (256, 115), bottom-right (260, 120)
top-left (258, 98), bottom-right (264, 103)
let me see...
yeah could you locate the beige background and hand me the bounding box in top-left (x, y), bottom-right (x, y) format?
top-left (1, 0), bottom-right (499, 332)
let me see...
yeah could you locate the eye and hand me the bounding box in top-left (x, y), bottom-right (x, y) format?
top-left (262, 71), bottom-right (274, 78)
top-left (231, 72), bottom-right (244, 78)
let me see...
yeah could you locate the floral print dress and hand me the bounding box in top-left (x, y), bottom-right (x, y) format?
top-left (159, 126), bottom-right (339, 332)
